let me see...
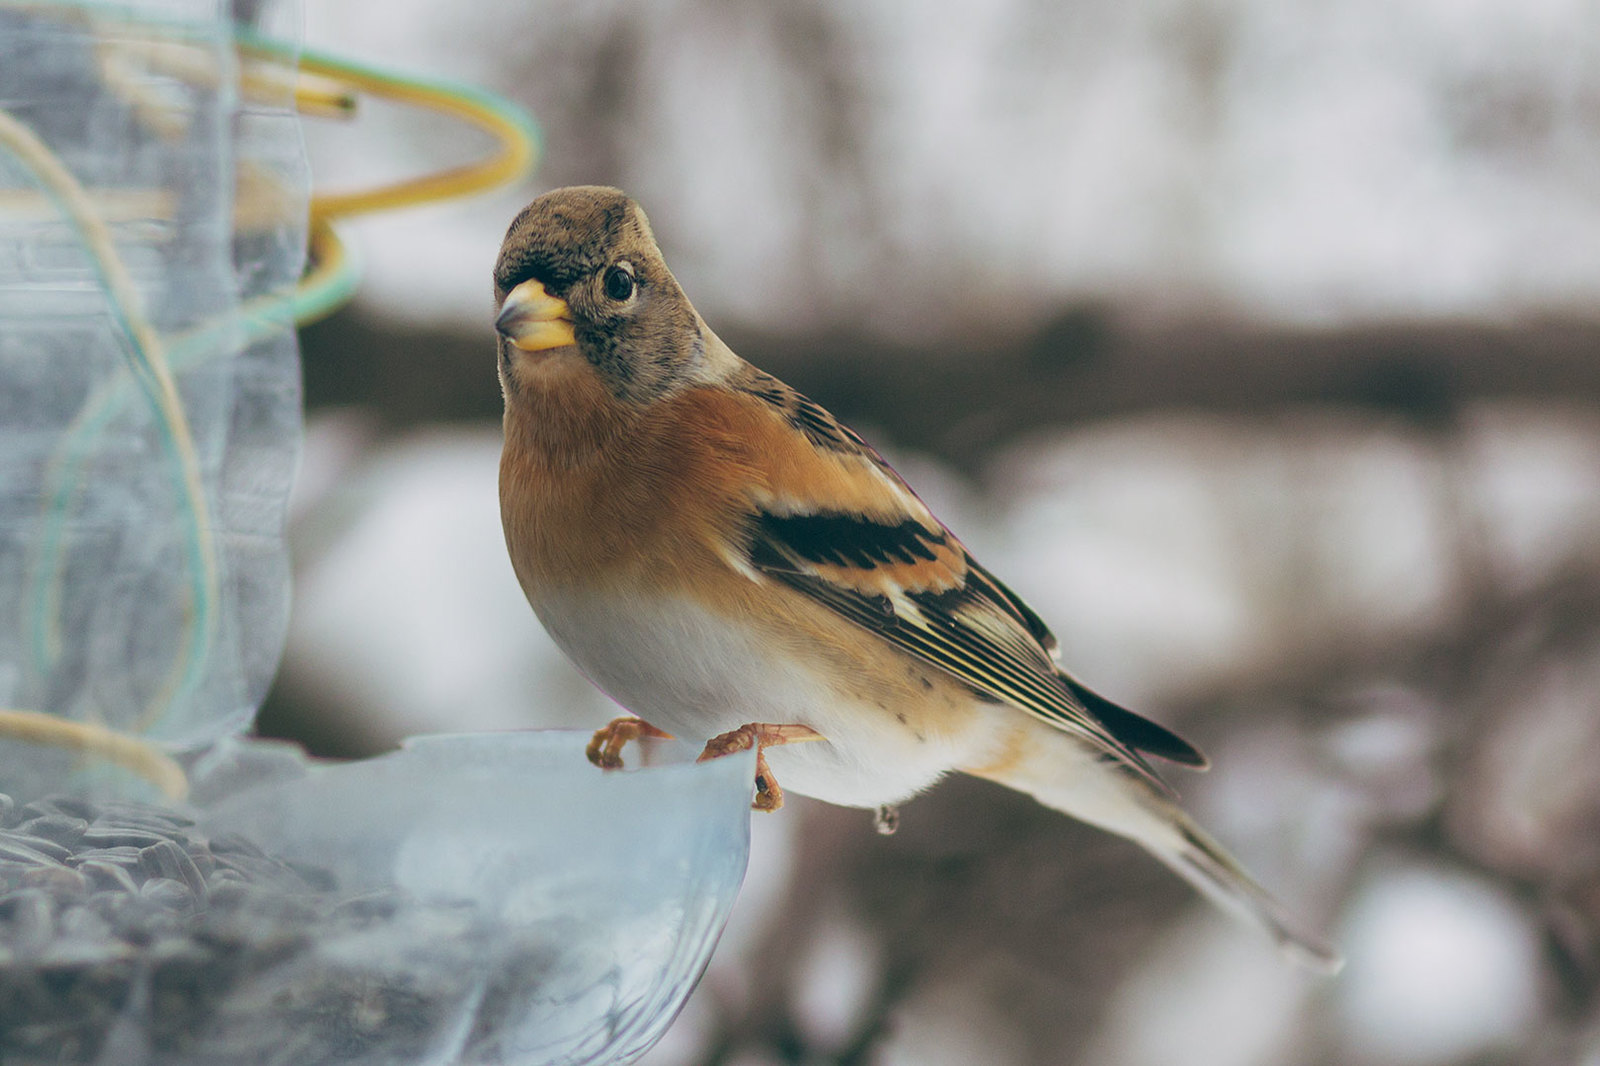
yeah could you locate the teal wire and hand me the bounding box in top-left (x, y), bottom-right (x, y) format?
top-left (28, 229), bottom-right (361, 693)
top-left (13, 138), bottom-right (217, 732)
top-left (286, 228), bottom-right (364, 327)
top-left (236, 27), bottom-right (545, 178)
top-left (19, 8), bottom-right (526, 734)
top-left (14, 31), bottom-right (365, 729)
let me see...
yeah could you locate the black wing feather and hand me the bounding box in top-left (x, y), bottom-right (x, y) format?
top-left (746, 507), bottom-right (1207, 787)
top-left (1061, 677), bottom-right (1209, 768)
top-left (754, 512), bottom-right (945, 570)
top-left (730, 364), bottom-right (1202, 774)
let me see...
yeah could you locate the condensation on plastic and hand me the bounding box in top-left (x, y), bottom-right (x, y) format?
top-left (187, 732), bottom-right (755, 1066)
top-left (0, 0), bottom-right (306, 753)
top-left (0, 731), bottom-right (754, 1066)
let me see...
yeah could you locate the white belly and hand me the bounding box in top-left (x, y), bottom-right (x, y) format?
top-left (530, 587), bottom-right (994, 808)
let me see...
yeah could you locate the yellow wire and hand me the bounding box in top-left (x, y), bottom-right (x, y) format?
top-left (236, 37), bottom-right (540, 223)
top-left (1, 19), bottom-right (536, 789)
top-left (0, 710), bottom-right (188, 801)
top-left (0, 106), bottom-right (218, 728)
top-left (302, 63), bottom-right (535, 221)
top-left (293, 217), bottom-right (360, 326)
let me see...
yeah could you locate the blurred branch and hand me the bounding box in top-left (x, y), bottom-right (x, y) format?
top-left (301, 307), bottom-right (1600, 468)
top-left (731, 313), bottom-right (1600, 468)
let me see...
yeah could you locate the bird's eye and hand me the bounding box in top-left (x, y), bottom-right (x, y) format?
top-left (603, 262), bottom-right (636, 302)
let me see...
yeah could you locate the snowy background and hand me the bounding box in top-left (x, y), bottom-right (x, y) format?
top-left (265, 1), bottom-right (1600, 1063)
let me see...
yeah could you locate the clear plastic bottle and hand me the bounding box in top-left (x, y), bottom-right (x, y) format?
top-left (0, 0), bottom-right (306, 771)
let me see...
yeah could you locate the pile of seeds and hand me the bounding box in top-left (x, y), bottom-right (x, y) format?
top-left (0, 792), bottom-right (545, 1065)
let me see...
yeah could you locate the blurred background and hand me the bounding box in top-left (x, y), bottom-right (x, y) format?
top-left (263, 1), bottom-right (1600, 1063)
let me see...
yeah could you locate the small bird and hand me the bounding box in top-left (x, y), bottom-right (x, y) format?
top-left (494, 185), bottom-right (1340, 971)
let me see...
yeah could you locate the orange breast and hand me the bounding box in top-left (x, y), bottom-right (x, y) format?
top-left (499, 372), bottom-right (767, 595)
top-left (498, 365), bottom-right (989, 733)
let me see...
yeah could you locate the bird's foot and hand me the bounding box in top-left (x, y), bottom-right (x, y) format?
top-left (587, 716), bottom-right (674, 770)
top-left (698, 723), bottom-right (824, 812)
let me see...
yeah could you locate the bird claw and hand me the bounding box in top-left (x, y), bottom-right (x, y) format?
top-left (587, 716), bottom-right (674, 770)
top-left (697, 722), bottom-right (824, 812)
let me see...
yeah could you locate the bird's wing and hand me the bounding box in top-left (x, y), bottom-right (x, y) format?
top-left (723, 369), bottom-right (1204, 783)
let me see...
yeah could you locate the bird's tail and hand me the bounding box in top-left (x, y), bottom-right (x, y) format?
top-left (1142, 807), bottom-right (1343, 973)
top-left (970, 725), bottom-right (1342, 973)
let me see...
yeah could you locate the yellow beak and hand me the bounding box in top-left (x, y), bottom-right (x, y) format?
top-left (495, 279), bottom-right (576, 352)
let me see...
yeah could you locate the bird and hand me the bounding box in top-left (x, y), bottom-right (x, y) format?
top-left (493, 185), bottom-right (1340, 972)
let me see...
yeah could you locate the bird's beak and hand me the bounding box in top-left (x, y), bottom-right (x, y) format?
top-left (495, 279), bottom-right (576, 352)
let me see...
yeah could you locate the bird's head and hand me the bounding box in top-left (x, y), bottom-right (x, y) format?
top-left (493, 186), bottom-right (704, 404)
